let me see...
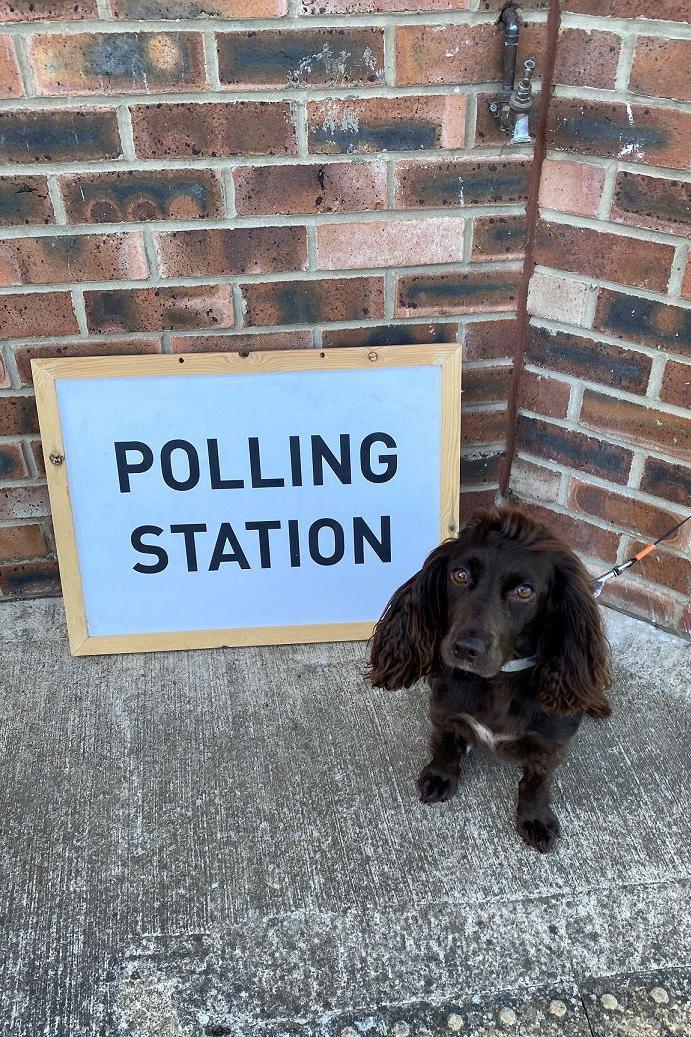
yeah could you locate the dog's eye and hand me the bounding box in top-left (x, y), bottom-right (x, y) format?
top-left (451, 567), bottom-right (470, 585)
top-left (514, 584), bottom-right (534, 600)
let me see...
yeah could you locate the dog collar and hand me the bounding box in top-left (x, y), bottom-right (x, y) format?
top-left (501, 655), bottom-right (537, 673)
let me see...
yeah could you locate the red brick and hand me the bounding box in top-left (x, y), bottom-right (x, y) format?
top-left (217, 29), bottom-right (384, 89)
top-left (0, 523), bottom-right (47, 560)
top-left (461, 407), bottom-right (508, 446)
top-left (242, 276), bottom-right (384, 327)
top-left (630, 38), bottom-right (691, 103)
top-left (518, 369), bottom-right (570, 419)
top-left (28, 33), bottom-right (207, 96)
top-left (0, 0), bottom-right (97, 20)
top-left (30, 440), bottom-right (45, 475)
top-left (538, 159), bottom-right (605, 218)
top-left (111, 0), bottom-right (287, 15)
top-left (0, 559), bottom-right (60, 598)
top-left (0, 441), bottom-right (29, 479)
top-left (461, 450), bottom-right (503, 486)
top-left (516, 414), bottom-right (633, 484)
top-left (527, 271), bottom-right (593, 327)
top-left (395, 21), bottom-right (544, 87)
top-left (569, 479), bottom-right (690, 550)
top-left (554, 28), bottom-right (620, 90)
top-left (462, 366), bottom-right (511, 405)
top-left (598, 575), bottom-right (678, 628)
top-left (0, 484), bottom-right (50, 521)
top-left (131, 101), bottom-right (297, 159)
top-left (464, 319), bottom-right (517, 361)
top-left (0, 35), bottom-right (22, 98)
top-left (660, 360), bottom-right (691, 409)
top-left (156, 227), bottom-right (308, 278)
top-left (316, 217), bottom-right (464, 270)
top-left (525, 325), bottom-right (652, 394)
top-left (321, 321), bottom-right (457, 348)
top-left (306, 96), bottom-right (465, 155)
top-left (460, 487), bottom-right (498, 513)
top-left (517, 501), bottom-right (618, 562)
top-left (610, 171), bottom-right (691, 235)
top-left (471, 215), bottom-right (527, 262)
top-left (627, 540), bottom-right (691, 597)
top-left (84, 285), bottom-right (233, 334)
top-left (0, 395), bottom-right (38, 435)
top-left (678, 603), bottom-right (691, 638)
top-left (0, 293), bottom-right (78, 338)
top-left (14, 338), bottom-right (161, 385)
top-left (546, 97), bottom-right (691, 170)
top-left (0, 109), bottom-right (121, 164)
top-left (0, 176), bottom-right (53, 227)
top-left (534, 220), bottom-right (674, 293)
top-left (508, 458), bottom-right (561, 504)
top-left (396, 268), bottom-right (520, 318)
top-left (0, 233), bottom-right (148, 287)
top-left (640, 456), bottom-right (691, 508)
top-left (580, 388), bottom-right (690, 461)
top-left (170, 331), bottom-right (312, 353)
top-left (594, 289), bottom-right (690, 358)
top-left (59, 169), bottom-right (225, 224)
top-left (395, 156), bottom-right (531, 210)
top-left (563, 0), bottom-right (688, 17)
top-left (233, 162), bottom-right (386, 217)
top-left (302, 0), bottom-right (467, 9)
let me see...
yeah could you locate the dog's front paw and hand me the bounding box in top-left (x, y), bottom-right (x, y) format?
top-left (517, 808), bottom-right (561, 853)
top-left (417, 764), bottom-right (459, 804)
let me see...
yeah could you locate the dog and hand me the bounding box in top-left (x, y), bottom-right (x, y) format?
top-left (367, 507), bottom-right (611, 853)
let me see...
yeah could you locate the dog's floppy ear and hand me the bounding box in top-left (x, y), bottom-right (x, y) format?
top-left (367, 543), bottom-right (449, 690)
top-left (536, 549), bottom-right (612, 718)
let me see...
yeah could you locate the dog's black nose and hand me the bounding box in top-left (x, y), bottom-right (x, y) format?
top-left (453, 635), bottom-right (489, 661)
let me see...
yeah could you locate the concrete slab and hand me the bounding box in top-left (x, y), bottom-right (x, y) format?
top-left (0, 600), bottom-right (689, 1036)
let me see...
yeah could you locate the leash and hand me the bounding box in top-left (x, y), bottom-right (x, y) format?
top-left (592, 513), bottom-right (691, 598)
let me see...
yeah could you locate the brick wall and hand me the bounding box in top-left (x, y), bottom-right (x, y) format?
top-left (0, 0), bottom-right (689, 639)
top-left (0, 0), bottom-right (549, 599)
top-left (511, 0), bottom-right (691, 637)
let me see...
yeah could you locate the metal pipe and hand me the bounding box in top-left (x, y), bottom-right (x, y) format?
top-left (499, 4), bottom-right (520, 94)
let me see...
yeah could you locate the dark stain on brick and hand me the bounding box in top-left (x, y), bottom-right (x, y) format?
top-left (517, 415), bottom-right (633, 483)
top-left (0, 177), bottom-right (53, 226)
top-left (61, 170), bottom-right (222, 223)
top-left (526, 326), bottom-right (652, 392)
top-left (86, 33), bottom-right (197, 86)
top-left (0, 110), bottom-right (121, 163)
top-left (0, 559), bottom-right (60, 598)
top-left (595, 290), bottom-right (691, 355)
top-left (311, 120), bottom-right (438, 154)
top-left (0, 446), bottom-right (21, 477)
top-left (461, 452), bottom-right (503, 485)
top-left (640, 457), bottom-right (691, 508)
top-left (323, 322), bottom-right (457, 348)
top-left (614, 171), bottom-right (691, 229)
top-left (397, 159), bottom-right (531, 208)
top-left (400, 272), bottom-right (519, 309)
top-left (0, 397), bottom-right (39, 435)
top-left (558, 113), bottom-right (668, 151)
top-left (218, 29), bottom-right (384, 87)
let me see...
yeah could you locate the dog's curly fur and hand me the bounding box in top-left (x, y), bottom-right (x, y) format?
top-left (367, 506), bottom-right (612, 852)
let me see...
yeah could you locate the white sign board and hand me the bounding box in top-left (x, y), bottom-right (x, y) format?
top-left (34, 346), bottom-right (461, 656)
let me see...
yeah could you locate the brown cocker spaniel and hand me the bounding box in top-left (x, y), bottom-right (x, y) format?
top-left (367, 507), bottom-right (612, 853)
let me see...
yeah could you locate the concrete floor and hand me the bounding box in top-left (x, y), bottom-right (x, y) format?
top-left (1, 600), bottom-right (690, 1036)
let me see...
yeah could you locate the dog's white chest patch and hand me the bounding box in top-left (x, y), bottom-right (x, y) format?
top-left (459, 712), bottom-right (513, 750)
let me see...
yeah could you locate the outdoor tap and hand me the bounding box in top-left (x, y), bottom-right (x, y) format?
top-left (508, 58), bottom-right (535, 144)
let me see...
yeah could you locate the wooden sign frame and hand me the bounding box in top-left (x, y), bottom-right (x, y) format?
top-left (33, 344), bottom-right (462, 657)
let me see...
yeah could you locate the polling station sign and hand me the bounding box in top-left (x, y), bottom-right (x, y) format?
top-left (33, 346), bottom-right (461, 656)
